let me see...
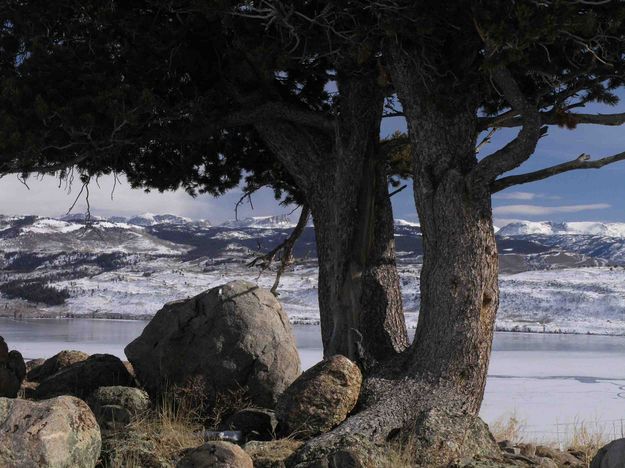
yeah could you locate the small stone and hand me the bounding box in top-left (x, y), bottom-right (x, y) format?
top-left (176, 441), bottom-right (253, 468)
top-left (34, 354), bottom-right (135, 400)
top-left (27, 350), bottom-right (90, 382)
top-left (519, 443), bottom-right (536, 457)
top-left (244, 439), bottom-right (303, 468)
top-left (0, 338), bottom-right (26, 398)
top-left (223, 408), bottom-right (278, 441)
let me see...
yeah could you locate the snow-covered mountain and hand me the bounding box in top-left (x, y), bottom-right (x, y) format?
top-left (3, 213), bottom-right (625, 334)
top-left (498, 221), bottom-right (625, 237)
top-left (219, 214), bottom-right (296, 229)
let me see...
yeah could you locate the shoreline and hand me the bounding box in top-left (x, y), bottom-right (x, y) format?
top-left (3, 312), bottom-right (625, 339)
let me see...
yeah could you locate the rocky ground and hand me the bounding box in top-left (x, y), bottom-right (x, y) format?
top-left (1, 280), bottom-right (622, 467)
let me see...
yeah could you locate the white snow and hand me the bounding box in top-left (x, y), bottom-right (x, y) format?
top-left (21, 219), bottom-right (84, 235)
top-left (220, 215), bottom-right (296, 229)
top-left (499, 221), bottom-right (625, 237)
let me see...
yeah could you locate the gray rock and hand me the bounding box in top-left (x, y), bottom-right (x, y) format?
top-left (27, 350), bottom-right (90, 382)
top-left (411, 408), bottom-right (501, 466)
top-left (223, 408), bottom-right (278, 441)
top-left (244, 440), bottom-right (303, 468)
top-left (591, 439), bottom-right (625, 468)
top-left (535, 445), bottom-right (584, 467)
top-left (177, 441), bottom-right (253, 468)
top-left (0, 337), bottom-right (26, 398)
top-left (34, 354), bottom-right (135, 400)
top-left (87, 386), bottom-right (150, 430)
top-left (125, 280), bottom-right (300, 409)
top-left (0, 396), bottom-right (101, 468)
top-left (276, 355), bottom-right (362, 439)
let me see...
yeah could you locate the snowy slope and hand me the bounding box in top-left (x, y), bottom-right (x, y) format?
top-left (499, 221), bottom-right (625, 237)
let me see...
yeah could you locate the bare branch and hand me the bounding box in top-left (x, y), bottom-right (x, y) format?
top-left (247, 205), bottom-right (311, 295)
top-left (480, 111), bottom-right (625, 130)
top-left (492, 151), bottom-right (625, 192)
top-left (472, 67), bottom-right (543, 184)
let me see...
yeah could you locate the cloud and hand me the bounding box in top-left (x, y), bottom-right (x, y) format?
top-left (493, 191), bottom-right (561, 201)
top-left (494, 203), bottom-right (611, 216)
top-left (0, 174), bottom-right (291, 223)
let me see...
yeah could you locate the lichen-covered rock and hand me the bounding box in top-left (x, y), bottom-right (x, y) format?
top-left (0, 337), bottom-right (26, 398)
top-left (125, 280), bottom-right (301, 409)
top-left (223, 408), bottom-right (278, 441)
top-left (244, 440), bottom-right (303, 468)
top-left (276, 355), bottom-right (361, 438)
top-left (288, 434), bottom-right (386, 468)
top-left (410, 408), bottom-right (501, 466)
top-left (177, 441), bottom-right (253, 468)
top-left (27, 350), bottom-right (90, 382)
top-left (87, 386), bottom-right (150, 430)
top-left (0, 396), bottom-right (101, 468)
top-left (34, 354), bottom-right (134, 400)
top-left (535, 445), bottom-right (584, 467)
top-left (591, 439), bottom-right (625, 468)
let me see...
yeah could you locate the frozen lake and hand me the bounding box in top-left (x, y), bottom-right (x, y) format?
top-left (3, 317), bottom-right (625, 444)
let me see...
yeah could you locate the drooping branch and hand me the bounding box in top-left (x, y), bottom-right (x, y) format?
top-left (472, 67), bottom-right (543, 184)
top-left (247, 204), bottom-right (310, 295)
top-left (492, 151), bottom-right (625, 192)
top-left (479, 110), bottom-right (625, 130)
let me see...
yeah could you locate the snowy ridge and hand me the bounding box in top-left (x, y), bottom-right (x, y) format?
top-left (498, 221), bottom-right (625, 237)
top-left (220, 214), bottom-right (296, 229)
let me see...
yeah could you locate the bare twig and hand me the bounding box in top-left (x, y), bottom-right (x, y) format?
top-left (247, 205), bottom-right (310, 296)
top-left (492, 151), bottom-right (625, 192)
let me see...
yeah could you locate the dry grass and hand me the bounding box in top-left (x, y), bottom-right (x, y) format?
top-left (490, 410), bottom-right (525, 443)
top-left (101, 377), bottom-right (250, 468)
top-left (489, 413), bottom-right (624, 467)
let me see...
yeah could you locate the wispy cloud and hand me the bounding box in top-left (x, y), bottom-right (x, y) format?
top-left (493, 191), bottom-right (561, 201)
top-left (494, 203), bottom-right (611, 216)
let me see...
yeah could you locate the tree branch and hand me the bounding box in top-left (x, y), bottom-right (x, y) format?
top-left (479, 111), bottom-right (625, 130)
top-left (247, 204), bottom-right (311, 296)
top-left (223, 102), bottom-right (335, 133)
top-left (472, 67), bottom-right (543, 184)
top-left (492, 151), bottom-right (625, 192)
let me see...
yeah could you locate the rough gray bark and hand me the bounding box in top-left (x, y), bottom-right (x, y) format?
top-left (254, 71), bottom-right (408, 366)
top-left (289, 49), bottom-right (501, 465)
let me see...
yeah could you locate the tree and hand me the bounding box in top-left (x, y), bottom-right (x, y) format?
top-left (273, 1), bottom-right (625, 463)
top-left (0, 0), bottom-right (408, 367)
top-left (4, 0), bottom-right (625, 463)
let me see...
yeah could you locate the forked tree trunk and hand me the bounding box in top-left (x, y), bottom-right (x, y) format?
top-left (254, 70), bottom-right (408, 366)
top-left (290, 54), bottom-right (501, 465)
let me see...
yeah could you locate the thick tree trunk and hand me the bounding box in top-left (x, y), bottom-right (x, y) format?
top-left (312, 151), bottom-right (407, 366)
top-left (254, 71), bottom-right (408, 366)
top-left (290, 53), bottom-right (501, 465)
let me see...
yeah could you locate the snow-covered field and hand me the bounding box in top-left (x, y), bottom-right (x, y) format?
top-left (5, 256), bottom-right (625, 336)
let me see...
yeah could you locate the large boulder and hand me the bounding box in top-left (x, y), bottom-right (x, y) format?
top-left (591, 439), bottom-right (625, 468)
top-left (276, 355), bottom-right (362, 438)
top-left (34, 354), bottom-right (135, 400)
top-left (0, 396), bottom-right (101, 468)
top-left (0, 337), bottom-right (26, 398)
top-left (27, 350), bottom-right (90, 382)
top-left (87, 386), bottom-right (150, 430)
top-left (125, 281), bottom-right (301, 408)
top-left (177, 441), bottom-right (253, 468)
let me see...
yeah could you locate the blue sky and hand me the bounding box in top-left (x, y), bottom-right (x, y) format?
top-left (1, 96), bottom-right (624, 226)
